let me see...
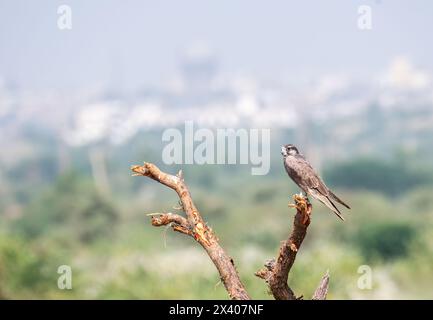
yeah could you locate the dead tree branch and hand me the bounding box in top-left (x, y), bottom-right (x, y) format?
top-left (312, 270), bottom-right (330, 300)
top-left (132, 162), bottom-right (329, 300)
top-left (255, 194), bottom-right (329, 299)
top-left (131, 163), bottom-right (250, 300)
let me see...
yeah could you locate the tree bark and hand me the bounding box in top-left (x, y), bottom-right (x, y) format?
top-left (255, 194), bottom-right (315, 299)
top-left (132, 163), bottom-right (250, 300)
top-left (132, 163), bottom-right (329, 300)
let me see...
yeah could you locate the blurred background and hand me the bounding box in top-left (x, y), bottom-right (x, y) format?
top-left (1, 0), bottom-right (433, 299)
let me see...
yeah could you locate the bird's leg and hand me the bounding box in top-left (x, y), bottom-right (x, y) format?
top-left (298, 190), bottom-right (311, 204)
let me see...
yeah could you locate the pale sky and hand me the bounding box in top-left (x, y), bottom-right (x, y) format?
top-left (1, 0), bottom-right (432, 91)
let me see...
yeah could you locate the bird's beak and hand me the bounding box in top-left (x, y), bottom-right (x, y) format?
top-left (281, 146), bottom-right (286, 156)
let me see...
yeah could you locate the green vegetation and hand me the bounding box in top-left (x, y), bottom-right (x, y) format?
top-left (1, 147), bottom-right (433, 299)
top-left (353, 221), bottom-right (416, 262)
top-left (324, 157), bottom-right (433, 196)
top-left (12, 173), bottom-right (118, 244)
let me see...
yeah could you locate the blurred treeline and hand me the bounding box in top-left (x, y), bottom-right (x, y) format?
top-left (1, 130), bottom-right (433, 299)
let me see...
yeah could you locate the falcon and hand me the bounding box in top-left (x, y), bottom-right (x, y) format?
top-left (281, 144), bottom-right (350, 220)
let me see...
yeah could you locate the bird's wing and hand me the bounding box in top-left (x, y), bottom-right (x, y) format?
top-left (295, 155), bottom-right (330, 196)
top-left (301, 158), bottom-right (351, 210)
top-left (295, 155), bottom-right (345, 221)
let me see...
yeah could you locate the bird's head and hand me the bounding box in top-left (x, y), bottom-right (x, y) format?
top-left (281, 144), bottom-right (299, 157)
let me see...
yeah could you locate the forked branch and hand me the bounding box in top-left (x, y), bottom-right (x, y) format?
top-left (255, 195), bottom-right (329, 299)
top-left (131, 163), bottom-right (250, 300)
top-left (131, 162), bottom-right (329, 300)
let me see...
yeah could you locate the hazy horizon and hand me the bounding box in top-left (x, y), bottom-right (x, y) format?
top-left (1, 0), bottom-right (433, 91)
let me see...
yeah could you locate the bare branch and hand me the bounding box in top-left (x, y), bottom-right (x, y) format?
top-left (132, 163), bottom-right (330, 300)
top-left (312, 270), bottom-right (330, 300)
top-left (255, 194), bottom-right (312, 300)
top-left (149, 212), bottom-right (189, 227)
top-left (149, 212), bottom-right (193, 236)
top-left (131, 163), bottom-right (250, 300)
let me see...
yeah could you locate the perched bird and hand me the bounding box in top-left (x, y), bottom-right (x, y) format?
top-left (281, 144), bottom-right (350, 220)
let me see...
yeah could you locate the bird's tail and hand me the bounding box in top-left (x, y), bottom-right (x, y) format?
top-left (329, 191), bottom-right (351, 209)
top-left (309, 189), bottom-right (345, 221)
top-left (325, 197), bottom-right (345, 221)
